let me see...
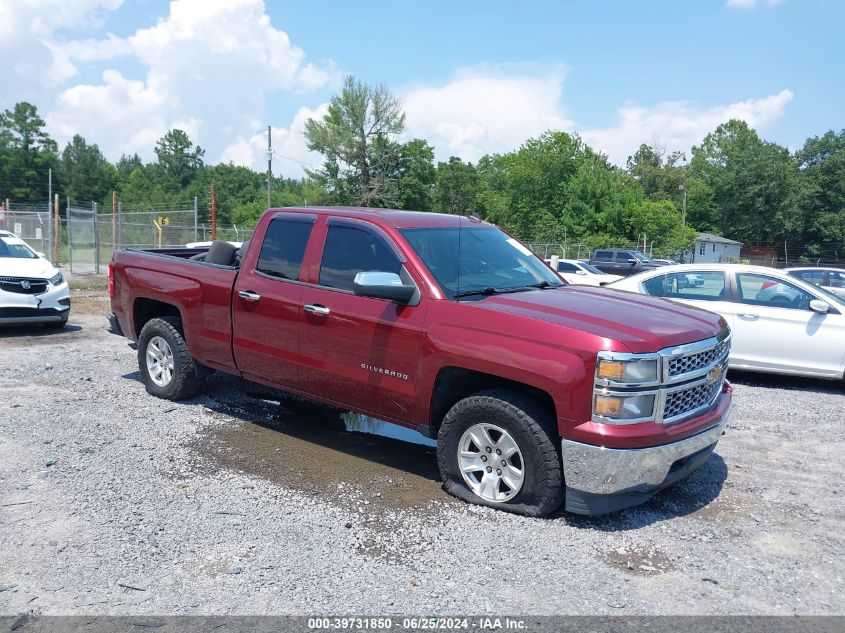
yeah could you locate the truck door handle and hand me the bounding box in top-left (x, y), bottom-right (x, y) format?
top-left (738, 313), bottom-right (758, 321)
top-left (304, 304), bottom-right (331, 316)
top-left (238, 290), bottom-right (261, 302)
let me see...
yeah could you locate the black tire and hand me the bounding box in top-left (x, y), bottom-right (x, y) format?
top-left (437, 389), bottom-right (564, 517)
top-left (137, 316), bottom-right (203, 400)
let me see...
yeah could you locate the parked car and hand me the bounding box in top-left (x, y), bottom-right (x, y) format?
top-left (681, 273), bottom-right (705, 288)
top-left (786, 267), bottom-right (845, 298)
top-left (544, 258), bottom-right (622, 286)
top-left (608, 264), bottom-right (845, 380)
top-left (588, 249), bottom-right (669, 276)
top-left (108, 207), bottom-right (733, 517)
top-left (0, 230), bottom-right (70, 327)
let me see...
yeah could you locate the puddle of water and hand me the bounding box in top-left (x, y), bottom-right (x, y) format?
top-left (194, 394), bottom-right (446, 510)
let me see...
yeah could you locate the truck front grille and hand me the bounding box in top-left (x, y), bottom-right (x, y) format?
top-left (0, 277), bottom-right (49, 295)
top-left (668, 338), bottom-right (730, 378)
top-left (664, 376), bottom-right (724, 421)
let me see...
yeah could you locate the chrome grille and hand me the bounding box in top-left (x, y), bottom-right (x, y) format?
top-left (0, 277), bottom-right (49, 295)
top-left (668, 339), bottom-right (730, 378)
top-left (664, 377), bottom-right (723, 420)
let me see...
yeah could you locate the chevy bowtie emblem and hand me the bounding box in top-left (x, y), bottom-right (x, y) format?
top-left (708, 365), bottom-right (723, 383)
top-left (20, 280), bottom-right (31, 289)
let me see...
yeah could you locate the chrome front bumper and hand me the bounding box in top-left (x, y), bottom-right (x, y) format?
top-left (562, 404), bottom-right (732, 514)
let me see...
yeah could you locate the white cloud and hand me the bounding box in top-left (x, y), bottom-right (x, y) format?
top-left (580, 89), bottom-right (794, 165)
top-left (401, 65), bottom-right (572, 163)
top-left (219, 104), bottom-right (328, 178)
top-left (45, 0), bottom-right (336, 162)
top-left (726, 0), bottom-right (784, 8)
top-left (0, 0), bottom-right (124, 95)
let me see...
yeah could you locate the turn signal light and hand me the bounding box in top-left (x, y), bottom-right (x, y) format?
top-left (597, 360), bottom-right (625, 381)
top-left (594, 395), bottom-right (623, 416)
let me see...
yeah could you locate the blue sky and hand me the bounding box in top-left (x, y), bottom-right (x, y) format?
top-left (2, 0), bottom-right (842, 176)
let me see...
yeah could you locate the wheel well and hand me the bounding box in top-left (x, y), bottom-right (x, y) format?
top-left (429, 367), bottom-right (558, 437)
top-left (133, 298), bottom-right (181, 338)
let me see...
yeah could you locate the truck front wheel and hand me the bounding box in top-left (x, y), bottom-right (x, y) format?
top-left (137, 317), bottom-right (203, 400)
top-left (437, 389), bottom-right (564, 517)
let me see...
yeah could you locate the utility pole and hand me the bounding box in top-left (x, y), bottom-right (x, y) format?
top-left (53, 193), bottom-right (59, 264)
top-left (679, 182), bottom-right (687, 227)
top-left (210, 184), bottom-right (218, 241)
top-left (48, 168), bottom-right (52, 216)
top-left (112, 191), bottom-right (117, 250)
top-left (266, 125), bottom-right (272, 208)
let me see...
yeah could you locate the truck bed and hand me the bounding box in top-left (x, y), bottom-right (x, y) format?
top-left (110, 248), bottom-right (240, 372)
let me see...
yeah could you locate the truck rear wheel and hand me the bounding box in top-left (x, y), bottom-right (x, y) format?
top-left (137, 316), bottom-right (203, 400)
top-left (437, 389), bottom-right (564, 517)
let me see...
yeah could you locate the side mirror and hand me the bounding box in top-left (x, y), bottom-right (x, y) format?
top-left (353, 271), bottom-right (416, 305)
top-left (627, 258), bottom-right (637, 264)
top-left (36, 251), bottom-right (46, 258)
top-left (809, 299), bottom-right (830, 314)
top-left (576, 270), bottom-right (587, 275)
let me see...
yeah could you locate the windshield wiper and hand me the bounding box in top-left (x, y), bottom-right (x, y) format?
top-left (454, 287), bottom-right (528, 299)
top-left (525, 281), bottom-right (561, 290)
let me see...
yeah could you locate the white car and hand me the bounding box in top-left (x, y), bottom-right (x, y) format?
top-left (0, 230), bottom-right (70, 328)
top-left (545, 258), bottom-right (623, 286)
top-left (786, 267), bottom-right (845, 299)
top-left (608, 263), bottom-right (845, 380)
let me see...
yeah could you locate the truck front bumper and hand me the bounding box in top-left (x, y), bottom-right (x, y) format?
top-left (561, 404), bottom-right (732, 515)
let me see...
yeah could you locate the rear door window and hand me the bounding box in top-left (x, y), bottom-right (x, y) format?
top-left (318, 224), bottom-right (402, 292)
top-left (593, 251), bottom-right (612, 261)
top-left (737, 273), bottom-right (815, 310)
top-left (556, 262), bottom-right (578, 272)
top-left (255, 218), bottom-right (314, 281)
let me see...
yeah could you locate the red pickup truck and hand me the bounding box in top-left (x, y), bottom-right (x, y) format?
top-left (108, 207), bottom-right (733, 516)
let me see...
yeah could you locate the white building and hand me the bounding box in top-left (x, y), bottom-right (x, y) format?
top-left (692, 233), bottom-right (743, 263)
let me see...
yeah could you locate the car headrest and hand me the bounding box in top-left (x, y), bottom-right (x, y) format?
top-left (205, 240), bottom-right (239, 266)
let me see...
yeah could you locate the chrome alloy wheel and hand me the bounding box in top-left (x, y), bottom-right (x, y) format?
top-left (146, 336), bottom-right (175, 387)
top-left (457, 423), bottom-right (525, 502)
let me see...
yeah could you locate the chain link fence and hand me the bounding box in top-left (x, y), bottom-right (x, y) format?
top-left (0, 203), bottom-right (56, 261)
top-left (524, 242), bottom-right (688, 263)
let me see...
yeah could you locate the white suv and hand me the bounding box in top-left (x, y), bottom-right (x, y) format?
top-left (0, 230), bottom-right (70, 327)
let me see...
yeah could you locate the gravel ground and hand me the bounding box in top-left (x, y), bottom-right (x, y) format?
top-left (0, 291), bottom-right (843, 616)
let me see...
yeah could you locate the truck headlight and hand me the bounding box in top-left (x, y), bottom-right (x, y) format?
top-left (594, 393), bottom-right (656, 422)
top-left (596, 358), bottom-right (658, 384)
top-left (49, 272), bottom-right (64, 286)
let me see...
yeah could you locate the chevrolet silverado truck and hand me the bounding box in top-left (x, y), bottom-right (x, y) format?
top-left (107, 207), bottom-right (733, 517)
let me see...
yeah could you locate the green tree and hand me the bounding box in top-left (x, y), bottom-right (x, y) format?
top-left (60, 134), bottom-right (116, 202)
top-left (626, 143), bottom-right (687, 204)
top-left (689, 119), bottom-right (796, 245)
top-left (116, 153), bottom-right (143, 181)
top-left (434, 157), bottom-right (481, 215)
top-left (154, 129), bottom-right (205, 190)
top-left (304, 75), bottom-right (406, 207)
top-left (0, 102), bottom-right (59, 201)
top-left (624, 199), bottom-right (697, 256)
top-left (793, 130), bottom-right (845, 259)
top-left (395, 138), bottom-right (436, 211)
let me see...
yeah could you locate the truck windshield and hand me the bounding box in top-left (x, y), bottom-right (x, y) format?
top-left (632, 251), bottom-right (652, 263)
top-left (400, 225), bottom-right (563, 299)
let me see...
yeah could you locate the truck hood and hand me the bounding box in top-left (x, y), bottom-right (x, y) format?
top-left (0, 257), bottom-right (57, 279)
top-left (473, 286), bottom-right (726, 353)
